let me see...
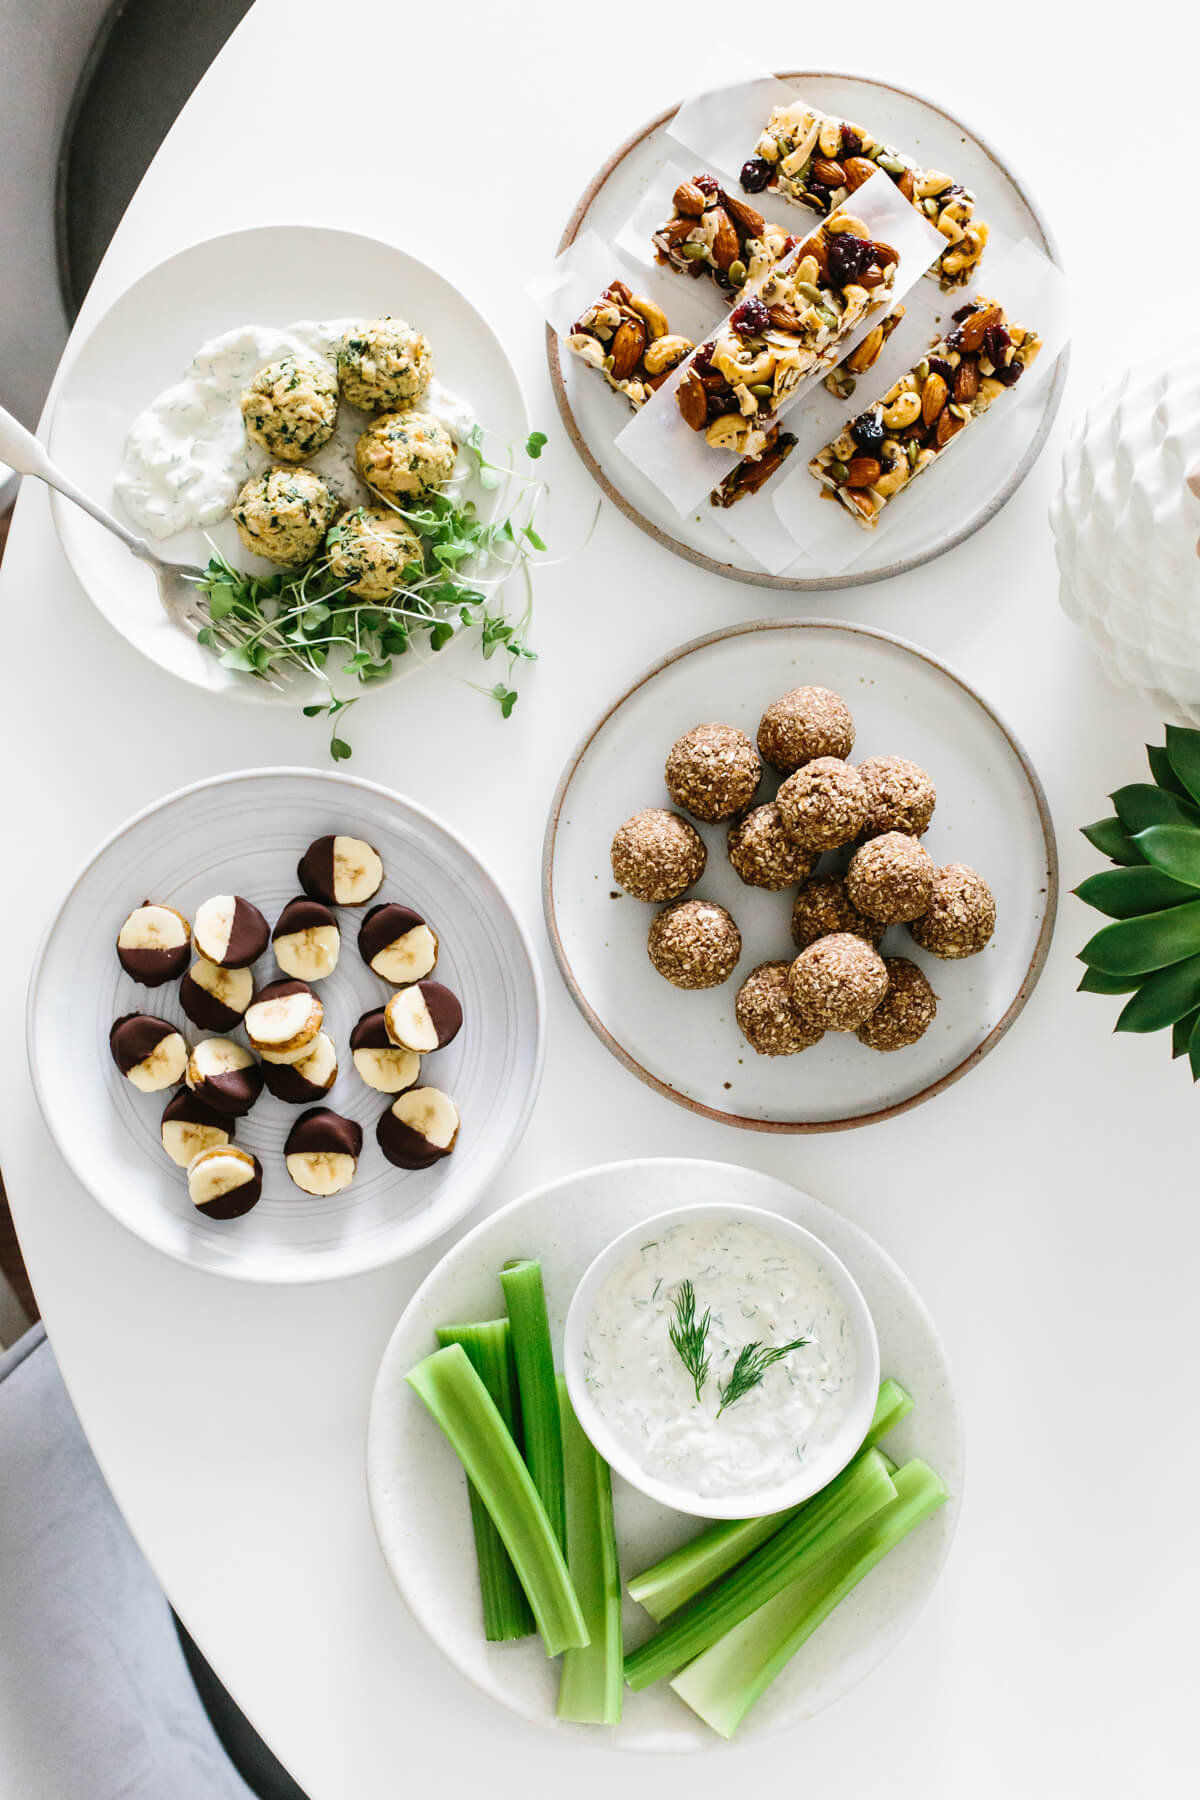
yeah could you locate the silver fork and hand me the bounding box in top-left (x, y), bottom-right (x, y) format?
top-left (0, 400), bottom-right (293, 692)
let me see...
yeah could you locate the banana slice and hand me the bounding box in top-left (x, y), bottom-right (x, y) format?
top-left (116, 903), bottom-right (191, 986)
top-left (244, 979), bottom-right (323, 1058)
top-left (349, 1008), bottom-right (420, 1093)
top-left (110, 1013), bottom-right (189, 1092)
top-left (384, 980), bottom-right (463, 1054)
top-left (187, 1145), bottom-right (262, 1218)
top-left (193, 894), bottom-right (269, 968)
top-left (186, 1037), bottom-right (263, 1116)
top-left (377, 1086), bottom-right (459, 1169)
top-left (161, 1090), bottom-right (234, 1167)
top-left (283, 1108), bottom-right (363, 1195)
top-left (261, 1031), bottom-right (338, 1103)
top-left (358, 903), bottom-right (438, 983)
top-left (298, 834), bottom-right (383, 907)
top-left (272, 897), bottom-right (341, 981)
top-left (180, 958), bottom-right (254, 1033)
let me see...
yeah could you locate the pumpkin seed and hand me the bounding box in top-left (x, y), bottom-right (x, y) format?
top-left (827, 460), bottom-right (849, 482)
top-left (1111, 783), bottom-right (1200, 834)
top-left (1073, 865), bottom-right (1197, 918)
top-left (1116, 953), bottom-right (1200, 1033)
top-left (679, 243), bottom-right (709, 261)
top-left (1080, 900), bottom-right (1200, 975)
top-left (1081, 816), bottom-right (1143, 866)
top-left (728, 260), bottom-right (747, 285)
top-left (878, 155), bottom-right (907, 175)
top-left (1165, 723), bottom-right (1200, 805)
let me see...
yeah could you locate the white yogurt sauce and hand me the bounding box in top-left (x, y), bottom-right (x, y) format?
top-left (115, 317), bottom-right (477, 541)
top-left (582, 1216), bottom-right (857, 1500)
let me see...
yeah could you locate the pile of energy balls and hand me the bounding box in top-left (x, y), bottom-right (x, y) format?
top-left (609, 685), bottom-right (996, 1056)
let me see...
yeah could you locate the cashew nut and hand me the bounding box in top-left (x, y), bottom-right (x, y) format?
top-left (643, 334), bottom-right (693, 375)
top-left (629, 296), bottom-right (670, 341)
top-left (567, 334), bottom-right (606, 370)
top-left (706, 414), bottom-right (767, 457)
top-left (881, 391), bottom-right (922, 431)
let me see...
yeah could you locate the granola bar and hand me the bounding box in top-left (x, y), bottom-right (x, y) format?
top-left (675, 209), bottom-right (899, 459)
top-left (565, 278), bottom-right (797, 506)
top-left (652, 174), bottom-right (798, 294)
top-left (741, 102), bottom-right (988, 291)
top-left (808, 297), bottom-right (1042, 530)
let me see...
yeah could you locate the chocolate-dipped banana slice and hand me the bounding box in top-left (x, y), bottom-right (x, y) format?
top-left (116, 903), bottom-right (191, 986)
top-left (298, 835), bottom-right (383, 907)
top-left (283, 1107), bottom-right (363, 1195)
top-left (185, 1037), bottom-right (263, 1116)
top-left (261, 1031), bottom-right (338, 1104)
top-left (358, 903), bottom-right (438, 983)
top-left (160, 1090), bottom-right (234, 1167)
top-left (187, 1145), bottom-right (263, 1219)
top-left (272, 897), bottom-right (341, 981)
top-left (179, 958), bottom-right (254, 1033)
top-left (110, 1014), bottom-right (188, 1093)
top-left (384, 980), bottom-right (462, 1054)
top-left (244, 979), bottom-right (323, 1062)
top-left (349, 1008), bottom-right (420, 1094)
top-left (377, 1086), bottom-right (459, 1169)
top-left (193, 894), bottom-right (269, 968)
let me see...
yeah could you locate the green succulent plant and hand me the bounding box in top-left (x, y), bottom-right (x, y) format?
top-left (1078, 725), bottom-right (1200, 1075)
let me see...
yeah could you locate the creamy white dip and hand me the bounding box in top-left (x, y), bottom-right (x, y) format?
top-left (115, 317), bottom-right (478, 540)
top-left (582, 1216), bottom-right (857, 1500)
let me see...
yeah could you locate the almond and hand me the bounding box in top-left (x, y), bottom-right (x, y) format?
top-left (673, 181), bottom-right (708, 217)
top-left (845, 324), bottom-right (884, 374)
top-left (609, 318), bottom-right (646, 382)
top-left (677, 368), bottom-right (708, 431)
top-left (767, 303), bottom-right (806, 334)
top-left (955, 304), bottom-right (1002, 353)
top-left (842, 489), bottom-right (877, 523)
top-left (935, 408), bottom-right (965, 450)
top-left (798, 234), bottom-right (829, 281)
top-left (811, 157), bottom-right (847, 188)
top-left (953, 361), bottom-right (979, 405)
top-left (723, 194), bottom-right (765, 240)
top-left (921, 372), bottom-right (949, 426)
top-left (846, 456), bottom-right (882, 489)
top-left (708, 207), bottom-right (739, 271)
top-left (842, 156), bottom-right (879, 193)
top-left (896, 169), bottom-right (916, 201)
top-left (606, 279), bottom-right (632, 303)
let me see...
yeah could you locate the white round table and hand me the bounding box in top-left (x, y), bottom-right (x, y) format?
top-left (3, 4), bottom-right (1198, 1791)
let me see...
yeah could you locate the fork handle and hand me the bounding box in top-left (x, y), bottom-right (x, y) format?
top-left (0, 400), bottom-right (151, 559)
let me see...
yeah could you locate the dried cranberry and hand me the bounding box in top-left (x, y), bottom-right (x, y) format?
top-left (692, 344), bottom-right (714, 376)
top-left (840, 125), bottom-right (862, 157)
top-left (850, 408), bottom-right (885, 454)
top-left (694, 173), bottom-right (721, 196)
top-left (982, 323), bottom-right (1011, 367)
top-left (996, 358), bottom-right (1024, 386)
top-left (807, 182), bottom-right (833, 210)
top-left (826, 232), bottom-right (873, 286)
top-left (944, 327), bottom-right (965, 352)
top-left (740, 156), bottom-right (772, 193)
top-left (731, 297), bottom-right (770, 338)
top-left (951, 303), bottom-right (975, 323)
top-left (927, 356), bottom-right (954, 382)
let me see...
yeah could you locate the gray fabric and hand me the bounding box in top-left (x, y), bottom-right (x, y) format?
top-left (0, 1325), bottom-right (255, 1800)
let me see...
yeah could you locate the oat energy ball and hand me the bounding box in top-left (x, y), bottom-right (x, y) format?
top-left (665, 724), bottom-right (761, 822)
top-left (736, 961), bottom-right (824, 1056)
top-left (648, 899), bottom-right (741, 990)
top-left (776, 757), bottom-right (867, 851)
top-left (337, 319), bottom-right (432, 411)
top-left (240, 356), bottom-right (339, 461)
top-left (858, 755), bottom-right (936, 839)
top-left (356, 411), bottom-right (456, 500)
top-left (327, 506), bottom-right (424, 600)
top-left (909, 863), bottom-right (997, 959)
top-left (846, 832), bottom-right (936, 924)
top-left (611, 808), bottom-right (706, 903)
top-left (857, 958), bottom-right (938, 1052)
top-left (789, 933), bottom-right (888, 1032)
top-left (757, 686), bottom-right (855, 773)
top-left (790, 873), bottom-right (885, 952)
top-left (728, 804), bottom-right (816, 891)
top-left (233, 467), bottom-right (338, 567)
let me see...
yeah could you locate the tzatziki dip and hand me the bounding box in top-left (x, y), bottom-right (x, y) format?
top-left (581, 1214), bottom-right (858, 1500)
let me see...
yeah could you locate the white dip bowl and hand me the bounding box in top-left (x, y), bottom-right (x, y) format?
top-left (563, 1201), bottom-right (880, 1521)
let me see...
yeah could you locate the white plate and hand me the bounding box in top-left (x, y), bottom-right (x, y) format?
top-left (549, 71), bottom-right (1066, 589)
top-left (367, 1158), bottom-right (963, 1752)
top-left (543, 620), bottom-right (1057, 1130)
top-left (26, 768), bottom-right (544, 1283)
top-left (47, 226), bottom-right (526, 699)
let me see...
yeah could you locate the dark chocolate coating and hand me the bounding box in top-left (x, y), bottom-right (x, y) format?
top-left (194, 1154), bottom-right (263, 1220)
top-left (161, 1089), bottom-right (234, 1137)
top-left (179, 970), bottom-right (246, 1034)
top-left (196, 1062), bottom-right (264, 1118)
top-left (284, 1108), bottom-right (363, 1160)
top-left (262, 1056), bottom-right (335, 1105)
top-left (297, 837), bottom-right (338, 905)
top-left (273, 896), bottom-right (337, 941)
top-left (250, 976), bottom-right (317, 1008)
top-left (358, 904), bottom-right (428, 969)
top-left (110, 1012), bottom-right (180, 1076)
top-left (349, 1007), bottom-right (392, 1051)
top-left (393, 980), bottom-right (463, 1050)
top-left (376, 1100), bottom-right (454, 1171)
top-left (117, 942), bottom-right (190, 987)
top-left (220, 898), bottom-right (270, 968)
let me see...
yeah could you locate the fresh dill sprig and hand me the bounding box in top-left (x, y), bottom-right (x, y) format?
top-left (716, 1336), bottom-right (811, 1418)
top-left (668, 1280), bottom-right (712, 1404)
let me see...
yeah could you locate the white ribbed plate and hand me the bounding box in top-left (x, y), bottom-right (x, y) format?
top-left (26, 768), bottom-right (544, 1282)
top-left (367, 1159), bottom-right (963, 1751)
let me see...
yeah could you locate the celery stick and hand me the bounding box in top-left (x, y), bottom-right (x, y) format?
top-left (624, 1448), bottom-right (895, 1690)
top-left (436, 1322), bottom-right (535, 1642)
top-left (557, 1378), bottom-right (623, 1724)
top-left (406, 1345), bottom-right (587, 1657)
top-left (671, 1459), bottom-right (948, 1738)
top-left (628, 1379), bottom-right (913, 1621)
top-left (500, 1259), bottom-right (566, 1553)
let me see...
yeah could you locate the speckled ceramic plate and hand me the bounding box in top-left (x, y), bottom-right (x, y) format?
top-left (549, 71), bottom-right (1066, 588)
top-left (367, 1158), bottom-right (963, 1752)
top-left (27, 767), bottom-right (543, 1282)
top-left (543, 619), bottom-right (1057, 1130)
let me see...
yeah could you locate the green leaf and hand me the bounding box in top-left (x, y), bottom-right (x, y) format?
top-left (1133, 826), bottom-right (1200, 889)
top-left (523, 524), bottom-right (547, 552)
top-left (429, 621), bottom-right (455, 651)
top-left (206, 582), bottom-right (237, 620)
top-left (218, 646), bottom-right (258, 673)
top-left (1074, 865), bottom-right (1199, 917)
top-left (525, 431), bottom-right (548, 459)
top-left (1189, 1010), bottom-right (1200, 1081)
top-left (330, 736), bottom-right (352, 761)
top-left (1173, 1007), bottom-right (1200, 1057)
top-left (1116, 954), bottom-right (1200, 1033)
top-left (491, 683), bottom-right (518, 718)
top-left (1079, 901), bottom-right (1200, 974)
top-left (302, 703), bottom-right (326, 718)
top-left (1081, 817), bottom-right (1144, 866)
top-left (1165, 724), bottom-right (1200, 806)
top-left (1111, 784), bottom-right (1200, 834)
top-left (1078, 967), bottom-right (1144, 996)
top-left (1147, 743), bottom-right (1189, 797)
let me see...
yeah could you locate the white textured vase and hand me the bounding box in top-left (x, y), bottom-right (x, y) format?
top-left (1051, 338), bottom-right (1200, 722)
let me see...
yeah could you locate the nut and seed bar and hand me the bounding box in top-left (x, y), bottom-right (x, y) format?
top-left (823, 304), bottom-right (905, 399)
top-left (675, 209), bottom-right (900, 459)
top-left (741, 103), bottom-right (989, 291)
top-left (652, 174), bottom-right (799, 294)
top-left (808, 297), bottom-right (1042, 530)
top-left (565, 278), bottom-right (797, 506)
